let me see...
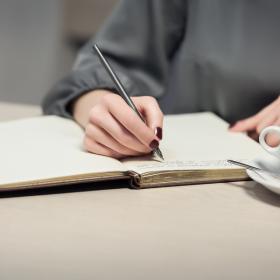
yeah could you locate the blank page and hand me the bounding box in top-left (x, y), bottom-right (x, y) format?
top-left (0, 116), bottom-right (125, 187)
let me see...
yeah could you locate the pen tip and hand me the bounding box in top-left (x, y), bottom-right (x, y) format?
top-left (154, 148), bottom-right (164, 161)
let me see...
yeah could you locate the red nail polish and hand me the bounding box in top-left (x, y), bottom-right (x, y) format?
top-left (149, 140), bottom-right (159, 149)
top-left (155, 127), bottom-right (162, 139)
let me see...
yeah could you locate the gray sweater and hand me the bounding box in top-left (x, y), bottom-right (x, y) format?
top-left (43, 0), bottom-right (280, 123)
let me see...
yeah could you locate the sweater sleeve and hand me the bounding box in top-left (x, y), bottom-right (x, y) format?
top-left (42, 0), bottom-right (186, 118)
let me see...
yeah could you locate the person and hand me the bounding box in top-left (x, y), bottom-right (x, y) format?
top-left (43, 0), bottom-right (280, 159)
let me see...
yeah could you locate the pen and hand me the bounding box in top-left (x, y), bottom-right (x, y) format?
top-left (93, 44), bottom-right (164, 160)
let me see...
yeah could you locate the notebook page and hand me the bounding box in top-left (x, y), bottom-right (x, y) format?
top-left (0, 116), bottom-right (125, 186)
top-left (122, 112), bottom-right (266, 174)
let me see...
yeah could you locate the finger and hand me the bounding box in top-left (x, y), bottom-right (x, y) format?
top-left (229, 114), bottom-right (261, 132)
top-left (85, 124), bottom-right (144, 156)
top-left (230, 97), bottom-right (280, 132)
top-left (255, 96), bottom-right (280, 117)
top-left (256, 114), bottom-right (278, 134)
top-left (263, 133), bottom-right (280, 148)
top-left (89, 105), bottom-right (151, 153)
top-left (133, 96), bottom-right (164, 139)
top-left (83, 136), bottom-right (123, 158)
top-left (264, 117), bottom-right (280, 147)
top-left (106, 95), bottom-right (159, 149)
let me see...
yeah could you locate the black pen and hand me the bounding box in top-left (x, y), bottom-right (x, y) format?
top-left (93, 44), bottom-right (164, 160)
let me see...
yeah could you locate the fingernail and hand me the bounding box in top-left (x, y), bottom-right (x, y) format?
top-left (149, 139), bottom-right (159, 149)
top-left (155, 127), bottom-right (162, 139)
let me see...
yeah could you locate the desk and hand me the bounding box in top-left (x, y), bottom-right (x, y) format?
top-left (0, 102), bottom-right (280, 280)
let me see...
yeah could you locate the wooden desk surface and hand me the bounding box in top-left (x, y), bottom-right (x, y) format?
top-left (0, 102), bottom-right (280, 280)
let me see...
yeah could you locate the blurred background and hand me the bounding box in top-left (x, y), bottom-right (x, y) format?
top-left (0, 0), bottom-right (118, 105)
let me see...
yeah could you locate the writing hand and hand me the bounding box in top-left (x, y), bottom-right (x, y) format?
top-left (73, 90), bottom-right (163, 158)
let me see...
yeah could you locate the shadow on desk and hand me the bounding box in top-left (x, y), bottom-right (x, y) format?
top-left (0, 179), bottom-right (131, 199)
top-left (229, 181), bottom-right (280, 208)
top-left (2, 179), bottom-right (280, 208)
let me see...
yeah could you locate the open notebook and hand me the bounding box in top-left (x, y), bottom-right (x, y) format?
top-left (0, 112), bottom-right (265, 191)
